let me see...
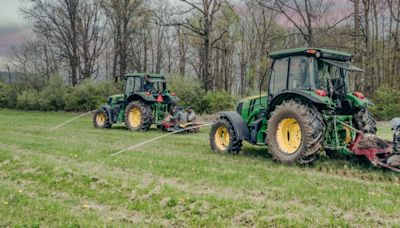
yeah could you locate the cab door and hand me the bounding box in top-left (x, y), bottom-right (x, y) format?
top-left (268, 57), bottom-right (289, 96)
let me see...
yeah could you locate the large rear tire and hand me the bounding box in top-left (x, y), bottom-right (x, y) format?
top-left (353, 108), bottom-right (377, 134)
top-left (210, 118), bottom-right (242, 154)
top-left (93, 109), bottom-right (111, 129)
top-left (125, 101), bottom-right (153, 131)
top-left (267, 100), bottom-right (324, 164)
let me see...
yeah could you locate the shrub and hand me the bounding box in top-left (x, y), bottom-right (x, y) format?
top-left (7, 74), bottom-right (237, 114)
top-left (0, 82), bottom-right (17, 108)
top-left (169, 75), bottom-right (207, 113)
top-left (39, 76), bottom-right (67, 111)
top-left (370, 85), bottom-right (400, 120)
top-left (64, 80), bottom-right (121, 112)
top-left (16, 89), bottom-right (43, 110)
top-left (168, 75), bottom-right (237, 114)
top-left (202, 91), bottom-right (237, 114)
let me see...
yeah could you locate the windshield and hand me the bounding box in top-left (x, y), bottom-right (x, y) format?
top-left (152, 81), bottom-right (165, 92)
top-left (144, 79), bottom-right (166, 92)
top-left (316, 59), bottom-right (350, 93)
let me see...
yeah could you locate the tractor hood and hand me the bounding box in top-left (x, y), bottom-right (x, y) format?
top-left (107, 94), bottom-right (124, 105)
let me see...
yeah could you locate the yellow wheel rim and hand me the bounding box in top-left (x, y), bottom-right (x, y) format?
top-left (129, 107), bottom-right (141, 128)
top-left (276, 117), bottom-right (302, 154)
top-left (214, 126), bottom-right (230, 151)
top-left (96, 112), bottom-right (106, 126)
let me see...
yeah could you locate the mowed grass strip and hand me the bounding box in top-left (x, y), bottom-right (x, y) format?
top-left (0, 109), bottom-right (400, 226)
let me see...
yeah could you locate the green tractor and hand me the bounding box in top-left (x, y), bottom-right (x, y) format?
top-left (93, 73), bottom-right (179, 131)
top-left (210, 48), bottom-right (377, 164)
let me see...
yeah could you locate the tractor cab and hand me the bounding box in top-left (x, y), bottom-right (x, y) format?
top-left (120, 73), bottom-right (179, 105)
top-left (124, 73), bottom-right (166, 96)
top-left (268, 48), bottom-right (369, 113)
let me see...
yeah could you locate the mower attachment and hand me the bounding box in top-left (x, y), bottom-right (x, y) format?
top-left (161, 121), bottom-right (201, 133)
top-left (349, 133), bottom-right (400, 172)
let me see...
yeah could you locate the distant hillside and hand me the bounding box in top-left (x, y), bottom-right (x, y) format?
top-left (0, 71), bottom-right (16, 83)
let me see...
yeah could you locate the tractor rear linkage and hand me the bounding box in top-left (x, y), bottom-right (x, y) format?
top-left (333, 118), bottom-right (399, 172)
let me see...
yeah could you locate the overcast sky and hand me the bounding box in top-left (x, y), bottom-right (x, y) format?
top-left (0, 0), bottom-right (352, 67)
top-left (0, 0), bottom-right (30, 65)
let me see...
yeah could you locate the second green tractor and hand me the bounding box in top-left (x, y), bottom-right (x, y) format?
top-left (210, 48), bottom-right (376, 164)
top-left (93, 73), bottom-right (179, 131)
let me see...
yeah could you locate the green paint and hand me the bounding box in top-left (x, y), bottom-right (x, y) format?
top-left (322, 115), bottom-right (355, 154)
top-left (123, 72), bottom-right (164, 78)
top-left (100, 73), bottom-right (179, 126)
top-left (345, 92), bottom-right (371, 108)
top-left (230, 48), bottom-right (373, 155)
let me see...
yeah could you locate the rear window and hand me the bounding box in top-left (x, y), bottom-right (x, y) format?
top-left (288, 56), bottom-right (309, 89)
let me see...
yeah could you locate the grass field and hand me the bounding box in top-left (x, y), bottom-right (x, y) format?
top-left (1, 109), bottom-right (400, 226)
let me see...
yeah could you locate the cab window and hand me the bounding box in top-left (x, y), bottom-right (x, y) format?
top-left (269, 58), bottom-right (288, 94)
top-left (152, 81), bottom-right (164, 91)
top-left (125, 77), bottom-right (142, 95)
top-left (316, 60), bottom-right (346, 91)
top-left (133, 77), bottom-right (142, 92)
top-left (288, 56), bottom-right (309, 89)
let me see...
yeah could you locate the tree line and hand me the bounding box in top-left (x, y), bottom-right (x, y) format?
top-left (4, 0), bottom-right (400, 98)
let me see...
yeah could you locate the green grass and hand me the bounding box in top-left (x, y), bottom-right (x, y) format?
top-left (0, 109), bottom-right (399, 226)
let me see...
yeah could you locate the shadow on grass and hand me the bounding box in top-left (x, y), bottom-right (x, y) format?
top-left (103, 125), bottom-right (398, 178)
top-left (309, 153), bottom-right (400, 180)
top-left (105, 125), bottom-right (163, 132)
top-left (238, 144), bottom-right (399, 179)
top-left (240, 146), bottom-right (272, 160)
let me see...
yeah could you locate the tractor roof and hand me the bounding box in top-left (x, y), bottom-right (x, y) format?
top-left (124, 73), bottom-right (164, 78)
top-left (269, 48), bottom-right (352, 61)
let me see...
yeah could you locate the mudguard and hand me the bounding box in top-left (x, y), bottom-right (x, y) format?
top-left (217, 111), bottom-right (249, 140)
top-left (128, 93), bottom-right (156, 102)
top-left (345, 93), bottom-right (372, 108)
top-left (100, 104), bottom-right (114, 124)
top-left (268, 90), bottom-right (335, 112)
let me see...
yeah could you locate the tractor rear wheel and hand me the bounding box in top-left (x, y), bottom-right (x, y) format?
top-left (353, 108), bottom-right (377, 134)
top-left (267, 100), bottom-right (324, 164)
top-left (93, 109), bottom-right (111, 129)
top-left (125, 101), bottom-right (153, 131)
top-left (210, 118), bottom-right (242, 154)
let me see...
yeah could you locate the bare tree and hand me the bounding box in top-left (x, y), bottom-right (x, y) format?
top-left (9, 39), bottom-right (59, 90)
top-left (174, 0), bottom-right (230, 91)
top-left (101, 0), bottom-right (146, 82)
top-left (22, 0), bottom-right (80, 85)
top-left (78, 0), bottom-right (108, 80)
top-left (176, 26), bottom-right (189, 76)
top-left (259, 0), bottom-right (353, 46)
top-left (22, 0), bottom-right (106, 85)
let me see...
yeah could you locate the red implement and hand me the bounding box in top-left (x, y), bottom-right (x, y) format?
top-left (349, 133), bottom-right (400, 172)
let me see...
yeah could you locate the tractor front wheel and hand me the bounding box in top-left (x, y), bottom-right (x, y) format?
top-left (93, 109), bottom-right (111, 129)
top-left (210, 118), bottom-right (242, 154)
top-left (125, 101), bottom-right (153, 131)
top-left (267, 100), bottom-right (324, 164)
